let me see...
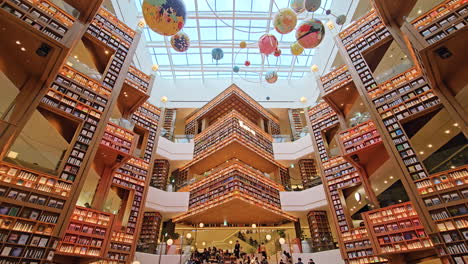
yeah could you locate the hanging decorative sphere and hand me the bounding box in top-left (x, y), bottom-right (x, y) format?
top-left (273, 8), bottom-right (297, 34)
top-left (245, 60), bottom-right (251, 66)
top-left (233, 66), bottom-right (240, 73)
top-left (295, 19), bottom-right (325, 49)
top-left (266, 96), bottom-right (270, 100)
top-left (305, 0), bottom-right (321, 12)
top-left (265, 71), bottom-right (278, 84)
top-left (290, 0), bottom-right (305, 13)
top-left (325, 9), bottom-right (331, 15)
top-left (240, 41), bottom-right (247, 49)
top-left (290, 42), bottom-right (304, 56)
top-left (212, 48), bottom-right (224, 61)
top-left (170, 31), bottom-right (190, 52)
top-left (336, 15), bottom-right (347, 25)
top-left (274, 49), bottom-right (282, 57)
top-left (258, 34), bottom-right (278, 55)
top-left (142, 0), bottom-right (187, 36)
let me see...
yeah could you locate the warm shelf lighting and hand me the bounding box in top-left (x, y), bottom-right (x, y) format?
top-left (186, 233), bottom-right (192, 239)
top-left (354, 192), bottom-right (361, 202)
top-left (199, 223), bottom-right (204, 228)
top-left (266, 234), bottom-right (272, 241)
top-left (167, 239), bottom-right (174, 245)
top-left (252, 224), bottom-right (257, 228)
top-left (279, 238), bottom-right (286, 245)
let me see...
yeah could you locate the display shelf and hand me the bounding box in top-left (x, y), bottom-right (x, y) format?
top-left (150, 160), bottom-right (170, 190)
top-left (57, 206), bottom-right (113, 258)
top-left (288, 108), bottom-right (305, 140)
top-left (369, 0), bottom-right (418, 27)
top-left (339, 120), bottom-right (382, 159)
top-left (118, 66), bottom-right (153, 116)
top-left (320, 65), bottom-right (353, 94)
top-left (308, 102), bottom-right (340, 162)
top-left (342, 228), bottom-right (387, 264)
top-left (0, 0), bottom-right (76, 43)
top-left (182, 110), bottom-right (282, 174)
top-left (402, 0), bottom-right (468, 122)
top-left (136, 212), bottom-right (161, 254)
top-left (279, 167), bottom-right (291, 190)
top-left (162, 109), bottom-right (176, 141)
top-left (96, 122), bottom-right (136, 168)
top-left (307, 211), bottom-right (335, 252)
top-left (131, 102), bottom-right (160, 163)
top-left (298, 159), bottom-right (321, 189)
top-left (184, 85), bottom-right (280, 136)
top-left (416, 165), bottom-right (467, 198)
top-left (363, 202), bottom-right (434, 255)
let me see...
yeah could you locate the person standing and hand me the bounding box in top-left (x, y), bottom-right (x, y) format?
top-left (259, 243), bottom-right (267, 258)
top-left (234, 240), bottom-right (241, 259)
top-left (296, 258), bottom-right (304, 264)
top-left (308, 259), bottom-right (315, 264)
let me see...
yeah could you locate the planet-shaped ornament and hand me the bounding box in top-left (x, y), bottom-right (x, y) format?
top-left (212, 48), bottom-right (224, 61)
top-left (290, 42), bottom-right (304, 56)
top-left (265, 71), bottom-right (278, 84)
top-left (142, 0), bottom-right (187, 36)
top-left (258, 34), bottom-right (278, 55)
top-left (233, 66), bottom-right (240, 73)
top-left (245, 60), bottom-right (251, 66)
top-left (336, 15), bottom-right (347, 25)
top-left (295, 18), bottom-right (325, 49)
top-left (290, 0), bottom-right (305, 13)
top-left (305, 0), bottom-right (321, 12)
top-left (240, 41), bottom-right (247, 48)
top-left (170, 32), bottom-right (190, 52)
top-left (273, 8), bottom-right (297, 34)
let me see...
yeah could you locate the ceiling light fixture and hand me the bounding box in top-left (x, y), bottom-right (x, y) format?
top-left (427, 144), bottom-right (433, 148)
top-left (384, 181), bottom-right (388, 184)
top-left (389, 176), bottom-right (394, 179)
top-left (20, 47), bottom-right (26, 52)
top-left (453, 123), bottom-right (459, 127)
top-left (445, 130), bottom-right (450, 134)
top-left (354, 192), bottom-right (361, 202)
top-left (105, 50), bottom-right (109, 54)
top-left (419, 151), bottom-right (424, 155)
top-left (15, 40), bottom-right (21, 45)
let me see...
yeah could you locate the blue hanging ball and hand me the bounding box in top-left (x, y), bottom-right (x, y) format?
top-left (233, 66), bottom-right (240, 73)
top-left (212, 48), bottom-right (224, 61)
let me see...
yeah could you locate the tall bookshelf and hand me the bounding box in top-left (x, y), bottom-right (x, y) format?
top-left (136, 211), bottom-right (162, 254)
top-left (162, 109), bottom-right (176, 141)
top-left (329, 4), bottom-right (467, 263)
top-left (307, 211), bottom-right (336, 252)
top-left (298, 159), bottom-right (321, 189)
top-left (150, 160), bottom-right (170, 190)
top-left (288, 109), bottom-right (305, 140)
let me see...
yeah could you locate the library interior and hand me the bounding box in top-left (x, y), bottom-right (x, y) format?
top-left (0, 0), bottom-right (467, 263)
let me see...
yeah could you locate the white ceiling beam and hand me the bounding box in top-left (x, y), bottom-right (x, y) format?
top-left (231, 0), bottom-right (235, 81)
top-left (147, 41), bottom-right (302, 49)
top-left (163, 36), bottom-right (176, 79)
top-left (137, 11), bottom-right (328, 20)
top-left (154, 66), bottom-right (310, 72)
top-left (194, 0), bottom-right (205, 81)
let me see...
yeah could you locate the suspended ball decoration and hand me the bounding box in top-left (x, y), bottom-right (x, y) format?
top-left (336, 14), bottom-right (347, 25)
top-left (212, 48), bottom-right (224, 61)
top-left (274, 49), bottom-right (282, 57)
top-left (233, 66), bottom-right (240, 73)
top-left (325, 9), bottom-right (331, 15)
top-left (170, 31), bottom-right (190, 52)
top-left (273, 8), bottom-right (297, 34)
top-left (305, 0), bottom-right (321, 12)
top-left (266, 96), bottom-right (270, 100)
top-left (244, 60), bottom-right (251, 66)
top-left (290, 0), bottom-right (305, 14)
top-left (258, 34), bottom-right (278, 55)
top-left (296, 18), bottom-right (325, 49)
top-left (239, 41), bottom-right (247, 49)
top-left (142, 0), bottom-right (187, 36)
top-left (290, 42), bottom-right (304, 56)
top-left (265, 71), bottom-right (278, 84)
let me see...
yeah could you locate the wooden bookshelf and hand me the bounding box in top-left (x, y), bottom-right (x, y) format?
top-left (136, 211), bottom-right (161, 254)
top-left (288, 109), bottom-right (305, 140)
top-left (363, 202), bottom-right (434, 256)
top-left (341, 227), bottom-right (387, 264)
top-left (307, 211), bottom-right (336, 252)
top-left (401, 0), bottom-right (468, 133)
top-left (150, 160), bottom-right (170, 190)
top-left (118, 66), bottom-right (153, 117)
top-left (279, 167), bottom-right (291, 190)
top-left (131, 102), bottom-right (161, 163)
top-left (57, 206), bottom-right (113, 259)
top-left (298, 159), bottom-right (321, 189)
top-left (62, 0), bottom-right (104, 23)
top-left (184, 84), bottom-right (280, 136)
top-left (318, 65), bottom-right (358, 118)
top-left (96, 122), bottom-right (137, 168)
top-left (162, 109), bottom-right (176, 141)
top-left (369, 0), bottom-right (418, 27)
top-left (181, 110), bottom-right (283, 175)
top-left (0, 162), bottom-right (69, 263)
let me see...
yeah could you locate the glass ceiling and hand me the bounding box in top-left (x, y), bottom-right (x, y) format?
top-left (134, 0), bottom-right (333, 80)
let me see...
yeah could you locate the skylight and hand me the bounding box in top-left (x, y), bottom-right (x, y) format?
top-left (134, 0), bottom-right (334, 80)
